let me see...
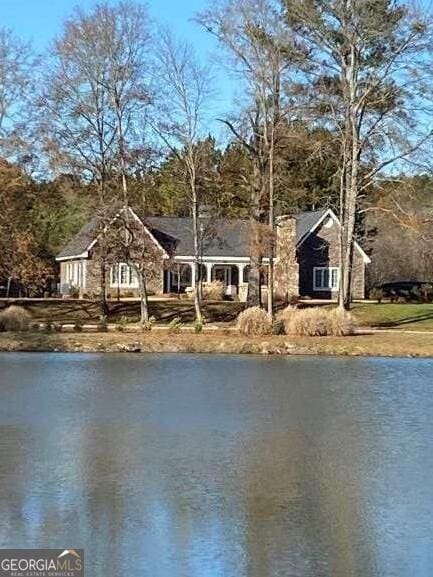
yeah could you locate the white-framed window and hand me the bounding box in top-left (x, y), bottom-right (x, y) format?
top-left (110, 263), bottom-right (139, 288)
top-left (64, 261), bottom-right (85, 288)
top-left (313, 267), bottom-right (340, 291)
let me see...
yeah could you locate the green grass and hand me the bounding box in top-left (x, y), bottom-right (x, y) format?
top-left (351, 303), bottom-right (433, 330)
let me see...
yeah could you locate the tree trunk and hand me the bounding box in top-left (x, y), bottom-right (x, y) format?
top-left (99, 254), bottom-right (108, 318)
top-left (247, 164), bottom-right (263, 307)
top-left (267, 131), bottom-right (275, 317)
top-left (190, 166), bottom-right (203, 322)
top-left (138, 271), bottom-right (150, 325)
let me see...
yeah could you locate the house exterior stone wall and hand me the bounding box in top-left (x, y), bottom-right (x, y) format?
top-left (60, 252), bottom-right (164, 298)
top-left (274, 216), bottom-right (299, 300)
top-left (297, 217), bottom-right (365, 300)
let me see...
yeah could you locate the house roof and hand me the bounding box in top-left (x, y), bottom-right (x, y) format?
top-left (144, 216), bottom-right (252, 257)
top-left (56, 207), bottom-right (366, 261)
top-left (57, 216), bottom-right (102, 259)
top-left (294, 209), bottom-right (329, 244)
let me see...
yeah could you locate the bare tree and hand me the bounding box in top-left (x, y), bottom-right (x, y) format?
top-left (41, 8), bottom-right (118, 315)
top-left (42, 1), bottom-right (152, 316)
top-left (87, 2), bottom-right (153, 319)
top-left (0, 27), bottom-right (38, 165)
top-left (151, 30), bottom-right (214, 323)
top-left (197, 0), bottom-right (303, 312)
top-left (90, 1), bottom-right (152, 206)
top-left (285, 0), bottom-right (433, 309)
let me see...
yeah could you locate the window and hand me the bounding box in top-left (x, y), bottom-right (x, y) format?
top-left (313, 267), bottom-right (339, 291)
top-left (110, 263), bottom-right (139, 288)
top-left (65, 261), bottom-right (85, 287)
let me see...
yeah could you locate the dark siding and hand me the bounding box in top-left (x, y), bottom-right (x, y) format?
top-left (297, 218), bottom-right (365, 299)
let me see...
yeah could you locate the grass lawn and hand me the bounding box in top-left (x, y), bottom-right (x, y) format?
top-left (3, 298), bottom-right (433, 332)
top-left (0, 298), bottom-right (244, 324)
top-left (351, 302), bottom-right (433, 330)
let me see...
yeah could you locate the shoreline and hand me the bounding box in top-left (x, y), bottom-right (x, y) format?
top-left (1, 330), bottom-right (433, 358)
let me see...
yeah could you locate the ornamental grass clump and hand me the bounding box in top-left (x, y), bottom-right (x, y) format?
top-left (0, 306), bottom-right (32, 332)
top-left (191, 280), bottom-right (225, 301)
top-left (237, 306), bottom-right (273, 336)
top-left (280, 306), bottom-right (356, 337)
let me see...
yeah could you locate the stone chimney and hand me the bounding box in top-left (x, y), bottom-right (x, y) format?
top-left (273, 215), bottom-right (299, 300)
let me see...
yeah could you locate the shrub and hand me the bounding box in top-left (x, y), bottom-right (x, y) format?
top-left (69, 285), bottom-right (79, 299)
top-left (236, 306), bottom-right (273, 336)
top-left (74, 321), bottom-right (83, 333)
top-left (272, 318), bottom-right (285, 335)
top-left (168, 316), bottom-right (182, 333)
top-left (281, 306), bottom-right (356, 337)
top-left (194, 317), bottom-right (205, 333)
top-left (369, 287), bottom-right (384, 303)
top-left (203, 281), bottom-right (224, 300)
top-left (0, 306), bottom-right (32, 332)
top-left (191, 281), bottom-right (225, 301)
top-left (142, 315), bottom-right (156, 332)
top-left (116, 316), bottom-right (129, 332)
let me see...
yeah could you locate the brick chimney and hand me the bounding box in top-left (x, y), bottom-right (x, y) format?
top-left (274, 215), bottom-right (299, 300)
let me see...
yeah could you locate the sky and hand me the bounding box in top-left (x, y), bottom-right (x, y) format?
top-left (1, 0), bottom-right (235, 139)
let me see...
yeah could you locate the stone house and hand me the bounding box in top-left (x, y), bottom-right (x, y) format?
top-left (56, 206), bottom-right (370, 301)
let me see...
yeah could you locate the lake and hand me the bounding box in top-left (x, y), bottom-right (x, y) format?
top-left (0, 353), bottom-right (432, 576)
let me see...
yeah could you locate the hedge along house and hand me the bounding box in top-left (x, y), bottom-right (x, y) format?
top-left (56, 206), bottom-right (370, 301)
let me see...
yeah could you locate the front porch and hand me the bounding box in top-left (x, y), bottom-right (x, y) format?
top-left (164, 259), bottom-right (254, 301)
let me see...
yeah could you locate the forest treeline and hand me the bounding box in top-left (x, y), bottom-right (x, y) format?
top-left (1, 0), bottom-right (433, 306)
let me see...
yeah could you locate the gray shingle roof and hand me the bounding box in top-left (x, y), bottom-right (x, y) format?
top-left (57, 216), bottom-right (102, 259)
top-left (294, 209), bottom-right (328, 244)
top-left (145, 216), bottom-right (252, 257)
top-left (56, 209), bottom-right (329, 259)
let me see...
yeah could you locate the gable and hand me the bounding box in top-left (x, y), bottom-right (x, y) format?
top-left (56, 208), bottom-right (169, 261)
top-left (296, 208), bottom-right (371, 264)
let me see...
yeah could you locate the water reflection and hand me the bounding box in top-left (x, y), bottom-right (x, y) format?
top-left (0, 353), bottom-right (432, 576)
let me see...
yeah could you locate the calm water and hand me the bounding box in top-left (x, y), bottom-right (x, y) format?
top-left (0, 353), bottom-right (432, 576)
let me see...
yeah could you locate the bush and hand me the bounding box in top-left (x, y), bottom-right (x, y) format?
top-left (74, 321), bottom-right (83, 333)
top-left (191, 281), bottom-right (225, 301)
top-left (272, 318), bottom-right (285, 335)
top-left (168, 316), bottom-right (182, 333)
top-left (0, 306), bottom-right (32, 332)
top-left (369, 287), bottom-right (384, 303)
top-left (116, 316), bottom-right (129, 332)
top-left (194, 317), bottom-right (205, 333)
top-left (69, 285), bottom-right (79, 298)
top-left (237, 306), bottom-right (273, 336)
top-left (142, 315), bottom-right (156, 332)
top-left (280, 306), bottom-right (356, 337)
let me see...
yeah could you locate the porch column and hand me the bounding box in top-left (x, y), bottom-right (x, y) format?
top-left (237, 263), bottom-right (247, 285)
top-left (190, 262), bottom-right (196, 288)
top-left (205, 262), bottom-right (212, 283)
